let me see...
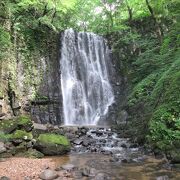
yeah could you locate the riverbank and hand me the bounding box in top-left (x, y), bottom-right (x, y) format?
top-left (0, 154), bottom-right (180, 180)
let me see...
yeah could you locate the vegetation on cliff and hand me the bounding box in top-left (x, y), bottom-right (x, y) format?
top-left (0, 0), bottom-right (179, 157)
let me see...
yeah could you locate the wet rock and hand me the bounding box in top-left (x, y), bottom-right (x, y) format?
top-left (82, 166), bottom-right (97, 177)
top-left (99, 139), bottom-right (106, 143)
top-left (72, 171), bottom-right (83, 179)
top-left (73, 139), bottom-right (83, 145)
top-left (61, 164), bottom-right (75, 171)
top-left (156, 175), bottom-right (169, 180)
top-left (82, 139), bottom-right (90, 146)
top-left (39, 169), bottom-right (58, 180)
top-left (129, 144), bottom-right (138, 148)
top-left (109, 156), bottom-right (119, 162)
top-left (90, 147), bottom-right (97, 152)
top-left (80, 127), bottom-right (88, 135)
top-left (96, 131), bottom-right (103, 136)
top-left (121, 159), bottom-right (128, 163)
top-left (102, 150), bottom-right (112, 155)
top-left (94, 173), bottom-right (111, 180)
top-left (121, 143), bottom-right (127, 148)
top-left (64, 133), bottom-right (74, 141)
top-left (0, 142), bottom-right (6, 154)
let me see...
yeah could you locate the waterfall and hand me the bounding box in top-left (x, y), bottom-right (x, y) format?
top-left (60, 29), bottom-right (114, 125)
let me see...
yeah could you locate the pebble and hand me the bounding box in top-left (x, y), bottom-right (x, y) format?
top-left (61, 164), bottom-right (75, 171)
top-left (39, 169), bottom-right (58, 180)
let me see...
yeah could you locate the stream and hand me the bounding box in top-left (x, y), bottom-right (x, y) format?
top-left (48, 126), bottom-right (180, 180)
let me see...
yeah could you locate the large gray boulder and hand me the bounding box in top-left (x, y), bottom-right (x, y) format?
top-left (35, 133), bottom-right (70, 155)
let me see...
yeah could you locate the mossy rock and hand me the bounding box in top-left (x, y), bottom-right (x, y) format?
top-left (0, 152), bottom-right (13, 158)
top-left (0, 132), bottom-right (12, 142)
top-left (0, 115), bottom-right (33, 134)
top-left (16, 115), bottom-right (33, 132)
top-left (23, 148), bottom-right (44, 158)
top-left (35, 133), bottom-right (70, 155)
top-left (12, 142), bottom-right (27, 155)
top-left (10, 130), bottom-right (33, 141)
top-left (168, 150), bottom-right (180, 164)
top-left (0, 119), bottom-right (18, 134)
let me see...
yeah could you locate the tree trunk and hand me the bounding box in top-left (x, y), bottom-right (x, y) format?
top-left (126, 3), bottom-right (132, 23)
top-left (145, 0), bottom-right (163, 43)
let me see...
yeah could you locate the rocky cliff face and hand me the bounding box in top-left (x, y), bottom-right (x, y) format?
top-left (0, 32), bottom-right (63, 124)
top-left (0, 31), bottom-right (127, 126)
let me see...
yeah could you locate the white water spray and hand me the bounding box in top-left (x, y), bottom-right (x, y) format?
top-left (60, 29), bottom-right (114, 125)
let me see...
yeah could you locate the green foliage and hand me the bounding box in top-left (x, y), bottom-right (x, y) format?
top-left (148, 106), bottom-right (180, 151)
top-left (109, 0), bottom-right (180, 152)
top-left (128, 73), bottom-right (160, 106)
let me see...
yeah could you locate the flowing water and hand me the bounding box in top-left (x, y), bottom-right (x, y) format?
top-left (60, 29), bottom-right (114, 126)
top-left (48, 154), bottom-right (180, 180)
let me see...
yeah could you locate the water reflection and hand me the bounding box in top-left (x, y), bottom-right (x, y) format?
top-left (48, 153), bottom-right (180, 180)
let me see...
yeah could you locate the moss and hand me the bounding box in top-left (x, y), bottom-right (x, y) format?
top-left (16, 115), bottom-right (33, 132)
top-left (11, 130), bottom-right (33, 140)
top-left (35, 133), bottom-right (70, 155)
top-left (17, 115), bottom-right (31, 125)
top-left (22, 148), bottom-right (44, 158)
top-left (0, 115), bottom-right (33, 133)
top-left (38, 133), bottom-right (70, 146)
top-left (0, 119), bottom-right (18, 134)
top-left (0, 132), bottom-right (11, 142)
top-left (17, 115), bottom-right (33, 132)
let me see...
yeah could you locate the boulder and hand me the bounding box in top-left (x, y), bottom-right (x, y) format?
top-left (156, 175), bottom-right (169, 180)
top-left (0, 119), bottom-right (18, 134)
top-left (0, 116), bottom-right (33, 134)
top-left (61, 164), bottom-right (75, 171)
top-left (35, 133), bottom-right (70, 155)
top-left (73, 139), bottom-right (83, 145)
top-left (94, 173), bottom-right (111, 180)
top-left (82, 166), bottom-right (97, 177)
top-left (0, 142), bottom-right (6, 154)
top-left (11, 130), bottom-right (33, 142)
top-left (16, 116), bottom-right (33, 132)
top-left (17, 148), bottom-right (44, 158)
top-left (168, 150), bottom-right (180, 164)
top-left (39, 169), bottom-right (58, 180)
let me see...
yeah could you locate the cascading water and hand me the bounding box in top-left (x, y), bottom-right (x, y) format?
top-left (60, 29), bottom-right (114, 125)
